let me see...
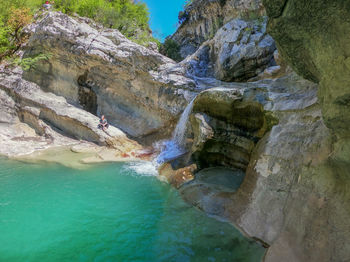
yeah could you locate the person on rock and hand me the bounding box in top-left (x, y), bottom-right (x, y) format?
top-left (98, 115), bottom-right (109, 131)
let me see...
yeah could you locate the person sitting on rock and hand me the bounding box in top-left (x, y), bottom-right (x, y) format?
top-left (98, 115), bottom-right (109, 131)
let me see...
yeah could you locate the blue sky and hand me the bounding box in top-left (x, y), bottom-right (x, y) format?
top-left (142, 0), bottom-right (187, 41)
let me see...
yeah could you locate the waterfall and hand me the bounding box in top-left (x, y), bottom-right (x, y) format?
top-left (155, 97), bottom-right (196, 164)
top-left (172, 98), bottom-right (195, 147)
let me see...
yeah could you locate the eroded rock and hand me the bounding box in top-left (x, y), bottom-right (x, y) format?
top-left (263, 0), bottom-right (350, 137)
top-left (171, 0), bottom-right (266, 59)
top-left (183, 18), bottom-right (276, 82)
top-left (23, 12), bottom-right (196, 139)
top-left (0, 67), bottom-right (141, 156)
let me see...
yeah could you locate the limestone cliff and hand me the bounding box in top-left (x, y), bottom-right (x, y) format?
top-left (170, 0), bottom-right (277, 82)
top-left (171, 0), bottom-right (265, 59)
top-left (183, 17), bottom-right (276, 81)
top-left (0, 11), bottom-right (195, 158)
top-left (160, 0), bottom-right (350, 261)
top-left (23, 12), bottom-right (196, 139)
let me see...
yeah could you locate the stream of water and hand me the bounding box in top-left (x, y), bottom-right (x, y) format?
top-left (0, 159), bottom-right (265, 261)
top-left (156, 98), bottom-right (195, 165)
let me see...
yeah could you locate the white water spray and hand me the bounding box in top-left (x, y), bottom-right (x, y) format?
top-left (156, 98), bottom-right (196, 164)
top-left (172, 98), bottom-right (195, 147)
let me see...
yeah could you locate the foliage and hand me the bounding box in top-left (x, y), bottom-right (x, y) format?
top-left (0, 0), bottom-right (156, 58)
top-left (54, 0), bottom-right (154, 44)
top-left (183, 0), bottom-right (193, 9)
top-left (8, 53), bottom-right (52, 71)
top-left (178, 11), bottom-right (188, 25)
top-left (0, 21), bottom-right (13, 56)
top-left (0, 7), bottom-right (33, 60)
top-left (159, 38), bottom-right (182, 62)
top-left (177, 0), bottom-right (192, 26)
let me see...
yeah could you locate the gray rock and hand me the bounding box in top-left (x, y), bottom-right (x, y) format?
top-left (0, 67), bottom-right (141, 156)
top-left (177, 72), bottom-right (350, 262)
top-left (23, 12), bottom-right (195, 139)
top-left (183, 18), bottom-right (276, 82)
top-left (171, 0), bottom-right (265, 59)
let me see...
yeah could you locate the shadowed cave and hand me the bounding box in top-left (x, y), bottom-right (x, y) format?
top-left (77, 73), bottom-right (98, 115)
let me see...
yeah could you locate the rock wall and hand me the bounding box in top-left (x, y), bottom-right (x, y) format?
top-left (159, 1), bottom-right (350, 261)
top-left (171, 0), bottom-right (265, 59)
top-left (183, 18), bottom-right (276, 81)
top-left (263, 0), bottom-right (350, 139)
top-left (252, 1), bottom-right (350, 260)
top-left (174, 73), bottom-right (350, 262)
top-left (189, 86), bottom-right (271, 170)
top-left (0, 66), bottom-right (141, 157)
top-left (23, 12), bottom-right (196, 139)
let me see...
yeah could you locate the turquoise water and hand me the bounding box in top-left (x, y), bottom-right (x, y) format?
top-left (0, 159), bottom-right (265, 262)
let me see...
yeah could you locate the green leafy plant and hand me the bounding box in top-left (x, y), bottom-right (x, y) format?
top-left (54, 0), bottom-right (153, 44)
top-left (0, 7), bottom-right (33, 60)
top-left (8, 53), bottom-right (52, 71)
top-left (159, 38), bottom-right (182, 62)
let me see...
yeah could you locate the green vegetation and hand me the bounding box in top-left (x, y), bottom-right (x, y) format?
top-left (0, 7), bottom-right (33, 60)
top-left (54, 0), bottom-right (157, 46)
top-left (8, 53), bottom-right (52, 70)
top-left (159, 38), bottom-right (182, 62)
top-left (0, 0), bottom-right (158, 62)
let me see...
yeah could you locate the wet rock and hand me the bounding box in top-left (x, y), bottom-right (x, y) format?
top-left (176, 72), bottom-right (350, 262)
top-left (158, 163), bottom-right (197, 188)
top-left (187, 84), bottom-right (271, 170)
top-left (179, 167), bottom-right (246, 216)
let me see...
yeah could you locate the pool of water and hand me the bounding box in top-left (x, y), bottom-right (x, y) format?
top-left (0, 159), bottom-right (265, 261)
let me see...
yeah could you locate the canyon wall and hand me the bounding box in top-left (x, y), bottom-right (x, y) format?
top-left (23, 12), bottom-right (196, 140)
top-left (1, 4), bottom-right (349, 261)
top-left (163, 0), bottom-right (350, 261)
top-left (171, 0), bottom-right (265, 59)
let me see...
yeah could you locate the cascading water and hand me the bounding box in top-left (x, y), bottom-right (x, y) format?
top-left (156, 98), bottom-right (196, 164)
top-left (172, 98), bottom-right (195, 147)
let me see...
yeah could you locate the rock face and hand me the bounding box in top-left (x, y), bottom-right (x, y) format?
top-left (184, 18), bottom-right (276, 81)
top-left (189, 86), bottom-right (272, 170)
top-left (263, 0), bottom-right (350, 138)
top-left (0, 66), bottom-right (141, 156)
top-left (173, 72), bottom-right (350, 262)
top-left (23, 12), bottom-right (195, 139)
top-left (161, 2), bottom-right (350, 261)
top-left (172, 0), bottom-right (265, 59)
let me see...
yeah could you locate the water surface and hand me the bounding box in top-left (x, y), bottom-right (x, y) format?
top-left (0, 159), bottom-right (265, 261)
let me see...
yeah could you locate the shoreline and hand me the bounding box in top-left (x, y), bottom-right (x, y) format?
top-left (1, 143), bottom-right (268, 256)
top-left (4, 143), bottom-right (153, 170)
